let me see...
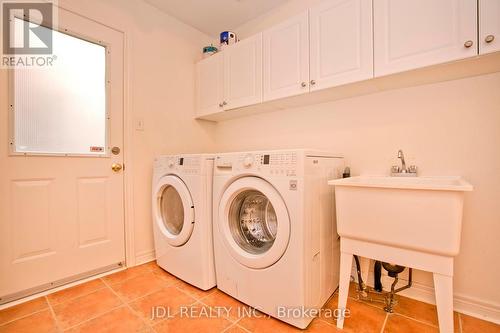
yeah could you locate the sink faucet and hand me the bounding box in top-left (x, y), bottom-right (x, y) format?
top-left (397, 150), bottom-right (407, 173)
top-left (391, 150), bottom-right (417, 177)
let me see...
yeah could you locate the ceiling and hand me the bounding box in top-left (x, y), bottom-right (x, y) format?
top-left (143, 0), bottom-right (289, 37)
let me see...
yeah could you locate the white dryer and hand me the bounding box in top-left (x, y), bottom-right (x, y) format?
top-left (212, 150), bottom-right (344, 329)
top-left (152, 154), bottom-right (215, 290)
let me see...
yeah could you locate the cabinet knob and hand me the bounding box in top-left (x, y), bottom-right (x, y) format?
top-left (301, 82), bottom-right (307, 88)
top-left (222, 101), bottom-right (227, 106)
top-left (310, 80), bottom-right (316, 86)
top-left (464, 40), bottom-right (473, 48)
top-left (219, 103), bottom-right (223, 108)
top-left (485, 35), bottom-right (495, 43)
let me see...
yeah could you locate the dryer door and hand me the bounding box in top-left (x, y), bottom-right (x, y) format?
top-left (153, 175), bottom-right (194, 247)
top-left (218, 177), bottom-right (290, 269)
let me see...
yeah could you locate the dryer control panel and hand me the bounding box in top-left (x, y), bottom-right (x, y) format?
top-left (155, 155), bottom-right (204, 175)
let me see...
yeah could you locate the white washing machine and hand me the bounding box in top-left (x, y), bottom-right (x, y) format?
top-left (212, 149), bottom-right (344, 329)
top-left (152, 154), bottom-right (216, 290)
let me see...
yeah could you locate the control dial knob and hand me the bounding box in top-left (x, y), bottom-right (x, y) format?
top-left (243, 155), bottom-right (254, 168)
top-left (167, 159), bottom-right (175, 168)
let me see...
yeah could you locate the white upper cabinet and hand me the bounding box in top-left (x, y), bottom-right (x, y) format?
top-left (479, 0), bottom-right (500, 54)
top-left (263, 12), bottom-right (310, 102)
top-left (374, 0), bottom-right (477, 77)
top-left (195, 52), bottom-right (224, 117)
top-left (223, 33), bottom-right (263, 110)
top-left (309, 0), bottom-right (373, 90)
top-left (196, 0), bottom-right (494, 120)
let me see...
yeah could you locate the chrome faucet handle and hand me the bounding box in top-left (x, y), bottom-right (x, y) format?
top-left (408, 165), bottom-right (418, 174)
top-left (391, 165), bottom-right (400, 174)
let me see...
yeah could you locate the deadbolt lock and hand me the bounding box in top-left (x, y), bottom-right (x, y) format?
top-left (111, 147), bottom-right (121, 155)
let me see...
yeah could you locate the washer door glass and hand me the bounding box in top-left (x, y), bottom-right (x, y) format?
top-left (153, 175), bottom-right (194, 247)
top-left (218, 176), bottom-right (290, 269)
top-left (229, 190), bottom-right (277, 254)
top-left (159, 185), bottom-right (184, 236)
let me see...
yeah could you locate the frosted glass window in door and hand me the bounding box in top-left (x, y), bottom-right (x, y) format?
top-left (12, 19), bottom-right (107, 155)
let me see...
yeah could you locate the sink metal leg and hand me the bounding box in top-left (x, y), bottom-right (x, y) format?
top-left (433, 273), bottom-right (454, 333)
top-left (337, 251), bottom-right (353, 329)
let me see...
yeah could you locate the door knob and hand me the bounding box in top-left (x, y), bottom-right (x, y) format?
top-left (111, 163), bottom-right (123, 172)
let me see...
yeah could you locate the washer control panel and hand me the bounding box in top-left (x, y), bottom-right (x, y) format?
top-left (215, 152), bottom-right (299, 176)
top-left (259, 152), bottom-right (298, 177)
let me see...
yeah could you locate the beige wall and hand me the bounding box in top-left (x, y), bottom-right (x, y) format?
top-left (212, 0), bottom-right (500, 317)
top-left (56, 0), bottom-right (217, 262)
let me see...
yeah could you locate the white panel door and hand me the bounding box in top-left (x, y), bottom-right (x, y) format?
top-left (479, 0), bottom-right (500, 54)
top-left (310, 0), bottom-right (373, 90)
top-left (263, 11), bottom-right (309, 102)
top-left (223, 34), bottom-right (263, 110)
top-left (374, 0), bottom-right (477, 77)
top-left (195, 52), bottom-right (224, 117)
top-left (0, 7), bottom-right (125, 303)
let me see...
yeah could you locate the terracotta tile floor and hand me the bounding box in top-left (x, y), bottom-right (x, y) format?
top-left (1, 261), bottom-right (499, 333)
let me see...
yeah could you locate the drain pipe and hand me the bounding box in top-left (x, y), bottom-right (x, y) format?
top-left (374, 261), bottom-right (383, 292)
top-left (383, 266), bottom-right (413, 313)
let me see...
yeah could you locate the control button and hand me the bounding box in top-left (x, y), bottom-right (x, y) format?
top-left (168, 159), bottom-right (174, 168)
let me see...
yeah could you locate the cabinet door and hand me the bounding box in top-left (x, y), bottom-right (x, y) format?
top-left (479, 0), bottom-right (500, 54)
top-left (223, 34), bottom-right (263, 110)
top-left (263, 12), bottom-right (309, 101)
top-left (310, 0), bottom-right (373, 90)
top-left (195, 53), bottom-right (224, 117)
top-left (374, 0), bottom-right (477, 77)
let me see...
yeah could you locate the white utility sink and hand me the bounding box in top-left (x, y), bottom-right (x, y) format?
top-left (329, 175), bottom-right (473, 333)
top-left (328, 176), bottom-right (473, 256)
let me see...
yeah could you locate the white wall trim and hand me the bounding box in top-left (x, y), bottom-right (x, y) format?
top-left (122, 27), bottom-right (136, 268)
top-left (135, 249), bottom-right (156, 266)
top-left (350, 265), bottom-right (500, 325)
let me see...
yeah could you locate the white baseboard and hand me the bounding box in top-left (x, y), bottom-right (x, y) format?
top-left (350, 266), bottom-right (500, 325)
top-left (135, 249), bottom-right (156, 266)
